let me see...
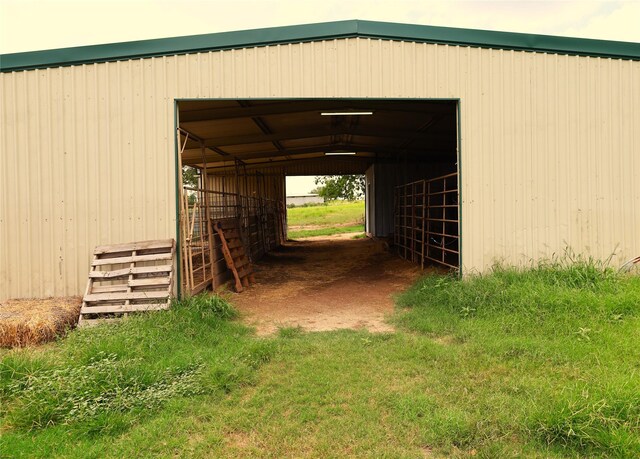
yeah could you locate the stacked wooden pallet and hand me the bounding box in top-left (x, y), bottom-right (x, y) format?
top-left (79, 239), bottom-right (175, 326)
top-left (214, 220), bottom-right (255, 292)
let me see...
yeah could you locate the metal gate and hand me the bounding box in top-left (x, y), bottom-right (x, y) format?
top-left (394, 173), bottom-right (459, 270)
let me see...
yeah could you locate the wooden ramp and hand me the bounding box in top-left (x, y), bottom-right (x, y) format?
top-left (214, 221), bottom-right (255, 292)
top-left (79, 239), bottom-right (175, 326)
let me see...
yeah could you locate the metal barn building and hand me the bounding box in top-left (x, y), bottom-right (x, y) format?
top-left (1, 20), bottom-right (639, 300)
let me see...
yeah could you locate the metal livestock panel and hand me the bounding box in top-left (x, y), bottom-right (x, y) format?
top-left (1, 38), bottom-right (639, 298)
top-left (370, 162), bottom-right (456, 238)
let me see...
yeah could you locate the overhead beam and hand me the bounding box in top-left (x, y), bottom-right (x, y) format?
top-left (200, 126), bottom-right (454, 147)
top-left (182, 140), bottom-right (454, 163)
top-left (179, 100), bottom-right (455, 122)
top-left (178, 127), bottom-right (237, 160)
top-left (184, 145), bottom-right (454, 169)
top-left (201, 155), bottom-right (375, 173)
top-left (230, 145), bottom-right (403, 160)
top-left (199, 152), bottom-right (454, 175)
top-left (183, 145), bottom-right (339, 164)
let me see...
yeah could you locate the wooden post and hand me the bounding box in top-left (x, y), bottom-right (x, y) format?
top-left (200, 142), bottom-right (215, 290)
top-left (177, 129), bottom-right (188, 296)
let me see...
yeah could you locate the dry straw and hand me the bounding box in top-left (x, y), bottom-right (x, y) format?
top-left (0, 297), bottom-right (81, 347)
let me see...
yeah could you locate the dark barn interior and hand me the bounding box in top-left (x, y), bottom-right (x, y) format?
top-left (176, 99), bottom-right (459, 294)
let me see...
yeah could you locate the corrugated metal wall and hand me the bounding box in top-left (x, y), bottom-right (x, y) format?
top-left (1, 61), bottom-right (177, 299)
top-left (206, 171), bottom-right (285, 202)
top-left (206, 157), bottom-right (369, 176)
top-left (2, 38), bottom-right (639, 298)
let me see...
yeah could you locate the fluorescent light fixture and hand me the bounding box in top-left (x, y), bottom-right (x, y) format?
top-left (325, 152), bottom-right (357, 156)
top-left (320, 111), bottom-right (373, 116)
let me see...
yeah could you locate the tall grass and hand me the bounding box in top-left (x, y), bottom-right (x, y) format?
top-left (0, 294), bottom-right (273, 444)
top-left (396, 258), bottom-right (640, 457)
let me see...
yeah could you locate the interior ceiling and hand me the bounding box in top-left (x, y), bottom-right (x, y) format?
top-left (178, 99), bottom-right (457, 173)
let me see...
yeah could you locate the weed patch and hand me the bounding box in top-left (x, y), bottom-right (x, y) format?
top-left (537, 387), bottom-right (640, 455)
top-left (0, 294), bottom-right (271, 457)
top-left (277, 326), bottom-right (305, 339)
top-left (4, 352), bottom-right (204, 430)
top-left (174, 293), bottom-right (238, 320)
top-left (396, 259), bottom-right (640, 457)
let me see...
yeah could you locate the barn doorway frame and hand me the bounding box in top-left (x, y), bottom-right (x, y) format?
top-left (173, 98), bottom-right (462, 297)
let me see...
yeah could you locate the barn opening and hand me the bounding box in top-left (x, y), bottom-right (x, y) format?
top-left (285, 175), bottom-right (365, 240)
top-left (176, 99), bottom-right (459, 296)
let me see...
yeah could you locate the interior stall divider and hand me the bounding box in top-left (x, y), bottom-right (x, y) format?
top-left (394, 173), bottom-right (459, 270)
top-left (177, 132), bottom-right (286, 295)
top-left (180, 184), bottom-right (285, 295)
top-left (179, 178), bottom-right (286, 295)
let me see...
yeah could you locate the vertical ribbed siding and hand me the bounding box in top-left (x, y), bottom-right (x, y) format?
top-left (1, 60), bottom-right (176, 298)
top-left (206, 172), bottom-right (285, 202)
top-left (1, 38), bottom-right (639, 298)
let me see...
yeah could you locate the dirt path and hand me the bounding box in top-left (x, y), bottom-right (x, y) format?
top-left (231, 237), bottom-right (422, 335)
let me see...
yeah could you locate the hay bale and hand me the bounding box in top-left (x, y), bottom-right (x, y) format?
top-left (0, 297), bottom-right (81, 347)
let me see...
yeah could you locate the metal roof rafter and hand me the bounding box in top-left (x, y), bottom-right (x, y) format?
top-left (200, 126), bottom-right (454, 147)
top-left (178, 127), bottom-right (244, 164)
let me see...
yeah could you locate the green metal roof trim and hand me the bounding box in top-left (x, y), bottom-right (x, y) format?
top-left (2, 19), bottom-right (639, 72)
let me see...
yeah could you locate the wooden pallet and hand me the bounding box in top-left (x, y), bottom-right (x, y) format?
top-left (79, 239), bottom-right (175, 326)
top-left (214, 220), bottom-right (255, 292)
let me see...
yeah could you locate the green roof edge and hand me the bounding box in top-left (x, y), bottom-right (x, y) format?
top-left (1, 19), bottom-right (638, 72)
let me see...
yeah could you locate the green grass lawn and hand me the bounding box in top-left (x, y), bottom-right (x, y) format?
top-left (287, 224), bottom-right (364, 239)
top-left (2, 262), bottom-right (639, 458)
top-left (287, 200), bottom-right (364, 227)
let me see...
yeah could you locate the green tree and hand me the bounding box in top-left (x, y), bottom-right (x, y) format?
top-left (182, 166), bottom-right (199, 205)
top-left (314, 175), bottom-right (365, 201)
top-left (182, 166), bottom-right (199, 188)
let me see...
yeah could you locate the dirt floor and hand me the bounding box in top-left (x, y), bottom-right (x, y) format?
top-left (231, 235), bottom-right (423, 335)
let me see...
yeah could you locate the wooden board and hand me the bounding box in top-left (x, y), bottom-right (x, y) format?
top-left (214, 220), bottom-right (254, 292)
top-left (84, 291), bottom-right (169, 302)
top-left (94, 239), bottom-right (174, 254)
top-left (79, 239), bottom-right (175, 327)
top-left (89, 265), bottom-right (173, 279)
top-left (80, 303), bottom-right (170, 314)
top-left (92, 253), bottom-right (173, 266)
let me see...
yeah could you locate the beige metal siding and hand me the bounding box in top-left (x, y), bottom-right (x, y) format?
top-left (1, 38), bottom-right (639, 298)
top-left (0, 62), bottom-right (177, 299)
top-left (206, 172), bottom-right (285, 202)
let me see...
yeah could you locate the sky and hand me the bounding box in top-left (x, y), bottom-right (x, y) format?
top-left (1, 0), bottom-right (637, 193)
top-left (1, 0), bottom-right (638, 54)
